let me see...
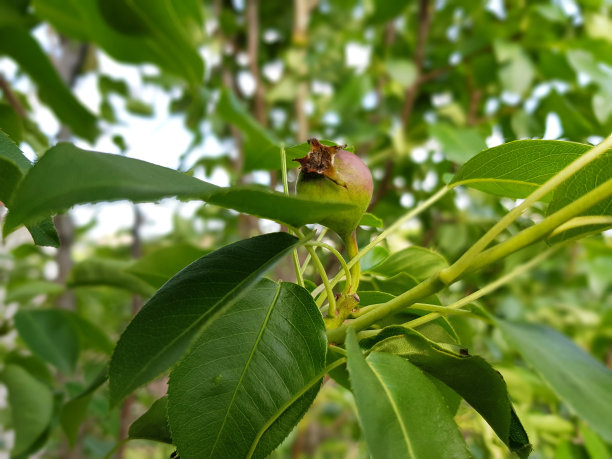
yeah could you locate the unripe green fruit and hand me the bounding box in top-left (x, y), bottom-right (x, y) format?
top-left (295, 139), bottom-right (373, 239)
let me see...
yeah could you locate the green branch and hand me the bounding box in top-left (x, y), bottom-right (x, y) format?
top-left (438, 135), bottom-right (612, 285)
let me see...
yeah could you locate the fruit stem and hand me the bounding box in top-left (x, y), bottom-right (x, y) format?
top-left (343, 231), bottom-right (360, 294)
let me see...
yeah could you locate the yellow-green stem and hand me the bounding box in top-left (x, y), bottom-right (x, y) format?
top-left (306, 241), bottom-right (352, 293)
top-left (344, 231), bottom-right (360, 294)
top-left (312, 186), bottom-right (449, 298)
top-left (439, 135), bottom-right (612, 285)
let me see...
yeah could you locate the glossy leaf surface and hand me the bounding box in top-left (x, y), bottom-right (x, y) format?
top-left (450, 140), bottom-right (608, 199)
top-left (346, 329), bottom-right (470, 459)
top-left (109, 232), bottom-right (300, 405)
top-left (3, 143), bottom-right (354, 236)
top-left (368, 328), bottom-right (531, 456)
top-left (168, 280), bottom-right (326, 459)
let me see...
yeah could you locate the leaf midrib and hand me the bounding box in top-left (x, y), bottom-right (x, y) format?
top-left (208, 283), bottom-right (282, 458)
top-left (368, 358), bottom-right (415, 458)
top-left (111, 240), bottom-right (298, 404)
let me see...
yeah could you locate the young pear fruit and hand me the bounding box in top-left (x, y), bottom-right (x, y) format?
top-left (295, 138), bottom-right (373, 239)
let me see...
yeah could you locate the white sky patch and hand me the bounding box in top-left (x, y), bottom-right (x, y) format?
top-left (252, 170), bottom-right (271, 186)
top-left (432, 92), bottom-right (452, 107)
top-left (500, 91), bottom-right (521, 106)
top-left (400, 193), bottom-right (415, 208)
top-left (543, 112), bottom-right (563, 139)
top-left (411, 147), bottom-right (429, 163)
top-left (362, 90), bottom-right (378, 110)
top-left (487, 0), bottom-right (507, 19)
top-left (311, 80), bottom-right (334, 96)
top-left (485, 98), bottom-right (500, 115)
top-left (486, 126), bottom-right (504, 148)
top-left (263, 29), bottom-right (281, 43)
top-left (393, 176), bottom-right (406, 188)
top-left (454, 189), bottom-right (471, 210)
top-left (262, 60), bottom-right (283, 82)
top-left (422, 171), bottom-right (439, 192)
top-left (322, 111), bottom-right (340, 126)
top-left (236, 52), bottom-right (249, 67)
top-left (345, 42), bottom-right (371, 73)
top-left (237, 71), bottom-right (256, 97)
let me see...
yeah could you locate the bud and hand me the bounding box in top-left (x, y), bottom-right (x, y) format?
top-left (295, 138), bottom-right (373, 239)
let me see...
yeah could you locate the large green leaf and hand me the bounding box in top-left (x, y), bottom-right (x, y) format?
top-left (367, 246), bottom-right (449, 280)
top-left (32, 0), bottom-right (203, 85)
top-left (547, 154), bottom-right (612, 242)
top-left (450, 140), bottom-right (610, 200)
top-left (129, 396), bottom-right (172, 444)
top-left (496, 320), bottom-right (612, 443)
top-left (0, 364), bottom-right (54, 456)
top-left (217, 89), bottom-right (280, 171)
top-left (3, 143), bottom-right (354, 236)
top-left (14, 309), bottom-right (80, 374)
top-left (345, 329), bottom-right (470, 459)
top-left (367, 329), bottom-right (531, 457)
top-left (109, 232), bottom-right (301, 405)
top-left (67, 258), bottom-right (156, 297)
top-left (0, 27), bottom-right (98, 140)
top-left (168, 280), bottom-right (326, 459)
top-left (0, 131), bottom-right (59, 246)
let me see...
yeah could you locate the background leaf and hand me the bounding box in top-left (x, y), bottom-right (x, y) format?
top-left (0, 27), bottom-right (98, 140)
top-left (168, 280), bottom-right (327, 458)
top-left (367, 246), bottom-right (448, 280)
top-left (345, 329), bottom-right (470, 459)
top-left (109, 232), bottom-right (301, 405)
top-left (14, 309), bottom-right (80, 374)
top-left (0, 364), bottom-right (54, 456)
top-left (496, 320), bottom-right (612, 443)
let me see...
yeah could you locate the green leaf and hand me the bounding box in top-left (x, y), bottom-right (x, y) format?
top-left (496, 320), bottom-right (612, 443)
top-left (359, 212), bottom-right (384, 228)
top-left (367, 246), bottom-right (448, 280)
top-left (32, 0), bottom-right (203, 86)
top-left (217, 89), bottom-right (280, 171)
top-left (547, 153), bottom-right (612, 242)
top-left (0, 365), bottom-right (54, 456)
top-left (26, 218), bottom-right (60, 248)
top-left (450, 140), bottom-right (607, 200)
top-left (67, 258), bottom-right (156, 297)
top-left (370, 0), bottom-right (409, 23)
top-left (126, 243), bottom-right (209, 289)
top-left (345, 329), bottom-right (470, 459)
top-left (60, 368), bottom-right (108, 446)
top-left (0, 131), bottom-right (59, 246)
top-left (385, 59), bottom-right (417, 88)
top-left (3, 143), bottom-right (354, 236)
top-left (14, 309), bottom-right (80, 374)
top-left (0, 27), bottom-right (98, 140)
top-left (368, 329), bottom-right (531, 457)
top-left (168, 280), bottom-right (326, 458)
top-left (429, 123), bottom-right (487, 163)
top-left (6, 280), bottom-right (64, 303)
top-left (109, 232), bottom-right (301, 405)
top-left (63, 312), bottom-right (114, 355)
top-left (129, 396), bottom-right (172, 444)
top-left (0, 103), bottom-right (23, 142)
top-left (360, 246), bottom-right (389, 272)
